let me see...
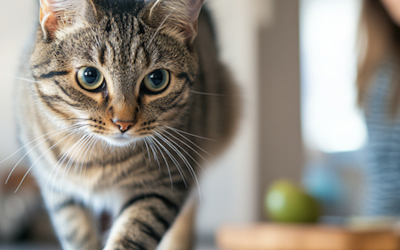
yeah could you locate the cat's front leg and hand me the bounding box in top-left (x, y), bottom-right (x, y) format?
top-left (42, 189), bottom-right (101, 250)
top-left (104, 191), bottom-right (185, 250)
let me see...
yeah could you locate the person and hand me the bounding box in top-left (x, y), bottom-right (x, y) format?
top-left (358, 0), bottom-right (400, 215)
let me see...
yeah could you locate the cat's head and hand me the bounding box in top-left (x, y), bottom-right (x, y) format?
top-left (30, 0), bottom-right (204, 146)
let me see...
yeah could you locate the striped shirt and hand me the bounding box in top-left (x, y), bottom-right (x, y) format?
top-left (363, 58), bottom-right (400, 215)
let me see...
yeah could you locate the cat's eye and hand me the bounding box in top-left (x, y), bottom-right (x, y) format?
top-left (142, 69), bottom-right (170, 93)
top-left (77, 67), bottom-right (105, 91)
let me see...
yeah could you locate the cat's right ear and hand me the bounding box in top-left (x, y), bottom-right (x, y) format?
top-left (143, 0), bottom-right (205, 44)
top-left (39, 0), bottom-right (88, 40)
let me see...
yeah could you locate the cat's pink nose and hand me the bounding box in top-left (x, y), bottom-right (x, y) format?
top-left (112, 119), bottom-right (135, 133)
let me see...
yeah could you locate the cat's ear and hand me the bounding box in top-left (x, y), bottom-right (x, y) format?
top-left (185, 0), bottom-right (205, 41)
top-left (39, 0), bottom-right (88, 40)
top-left (144, 0), bottom-right (205, 44)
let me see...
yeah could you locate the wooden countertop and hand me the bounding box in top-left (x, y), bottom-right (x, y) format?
top-left (217, 223), bottom-right (400, 250)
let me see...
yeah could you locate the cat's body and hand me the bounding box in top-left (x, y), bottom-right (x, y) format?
top-left (14, 0), bottom-right (238, 249)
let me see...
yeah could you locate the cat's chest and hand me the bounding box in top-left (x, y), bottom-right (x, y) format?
top-left (65, 183), bottom-right (129, 215)
top-left (33, 146), bottom-right (146, 209)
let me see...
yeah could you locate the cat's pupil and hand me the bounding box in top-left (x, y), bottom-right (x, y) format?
top-left (149, 70), bottom-right (164, 86)
top-left (84, 68), bottom-right (98, 84)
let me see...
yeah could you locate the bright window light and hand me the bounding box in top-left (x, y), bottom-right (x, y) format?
top-left (300, 0), bottom-right (366, 153)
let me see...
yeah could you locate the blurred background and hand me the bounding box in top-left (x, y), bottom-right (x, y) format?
top-left (0, 0), bottom-right (379, 249)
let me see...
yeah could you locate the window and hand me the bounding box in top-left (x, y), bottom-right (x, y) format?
top-left (301, 0), bottom-right (365, 153)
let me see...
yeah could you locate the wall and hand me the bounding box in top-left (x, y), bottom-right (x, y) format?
top-left (197, 0), bottom-right (273, 236)
top-left (257, 0), bottom-right (303, 219)
top-left (0, 0), bottom-right (37, 166)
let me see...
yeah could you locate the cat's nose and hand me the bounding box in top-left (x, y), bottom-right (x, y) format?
top-left (112, 119), bottom-right (135, 133)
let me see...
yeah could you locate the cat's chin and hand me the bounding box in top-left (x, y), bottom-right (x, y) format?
top-left (100, 134), bottom-right (138, 147)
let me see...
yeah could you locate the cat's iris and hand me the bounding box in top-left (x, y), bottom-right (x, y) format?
top-left (77, 67), bottom-right (104, 91)
top-left (143, 69), bottom-right (170, 93)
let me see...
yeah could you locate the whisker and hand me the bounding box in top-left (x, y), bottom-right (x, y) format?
top-left (74, 135), bottom-right (94, 174)
top-left (143, 139), bottom-right (152, 163)
top-left (150, 137), bottom-right (173, 188)
top-left (81, 136), bottom-right (100, 180)
top-left (8, 74), bottom-right (39, 83)
top-left (76, 135), bottom-right (95, 179)
top-left (47, 134), bottom-right (85, 189)
top-left (87, 137), bottom-right (100, 164)
top-left (162, 129), bottom-right (210, 166)
top-left (47, 133), bottom-right (88, 195)
top-left (147, 9), bottom-right (174, 49)
top-left (158, 131), bottom-right (207, 177)
top-left (155, 132), bottom-right (201, 199)
top-left (152, 136), bottom-right (187, 188)
top-left (48, 134), bottom-right (89, 210)
top-left (46, 141), bottom-right (72, 189)
top-left (6, 124), bottom-right (84, 185)
top-left (145, 137), bottom-right (160, 171)
top-left (155, 132), bottom-right (189, 167)
top-left (149, 0), bottom-right (162, 18)
top-left (0, 124), bottom-right (82, 166)
top-left (190, 90), bottom-right (225, 97)
top-left (164, 126), bottom-right (216, 141)
top-left (47, 146), bottom-right (70, 188)
top-left (64, 118), bottom-right (93, 122)
top-left (61, 134), bottom-right (90, 191)
top-left (63, 135), bottom-right (88, 176)
top-left (164, 127), bottom-right (214, 158)
top-left (14, 130), bottom-right (78, 193)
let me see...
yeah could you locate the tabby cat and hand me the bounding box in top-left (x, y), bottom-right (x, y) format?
top-left (14, 0), bottom-right (238, 249)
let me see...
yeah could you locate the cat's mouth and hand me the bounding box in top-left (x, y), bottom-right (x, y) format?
top-left (100, 133), bottom-right (137, 147)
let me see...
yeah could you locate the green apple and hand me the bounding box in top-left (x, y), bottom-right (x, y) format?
top-left (265, 180), bottom-right (320, 223)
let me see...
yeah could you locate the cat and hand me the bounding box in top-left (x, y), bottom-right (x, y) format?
top-left (14, 0), bottom-right (239, 249)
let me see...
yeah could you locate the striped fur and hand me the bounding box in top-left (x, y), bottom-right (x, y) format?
top-left (15, 0), bottom-right (239, 249)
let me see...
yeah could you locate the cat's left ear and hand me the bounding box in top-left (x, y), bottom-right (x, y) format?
top-left (39, 0), bottom-right (89, 40)
top-left (145, 0), bottom-right (205, 44)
